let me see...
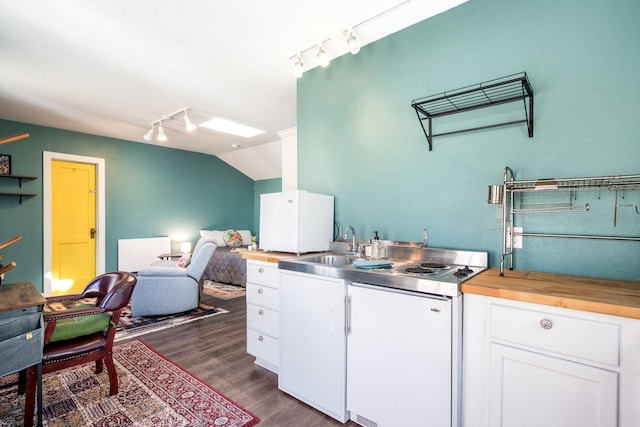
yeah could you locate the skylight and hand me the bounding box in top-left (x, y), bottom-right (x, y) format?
top-left (199, 117), bottom-right (265, 138)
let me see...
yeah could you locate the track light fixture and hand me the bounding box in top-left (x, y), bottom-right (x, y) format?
top-left (317, 43), bottom-right (330, 67)
top-left (293, 55), bottom-right (304, 78)
top-left (142, 107), bottom-right (197, 142)
top-left (143, 124), bottom-right (154, 141)
top-left (346, 31), bottom-right (360, 55)
top-left (157, 121), bottom-right (167, 142)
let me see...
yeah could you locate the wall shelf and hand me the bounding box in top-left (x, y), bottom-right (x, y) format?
top-left (0, 175), bottom-right (38, 204)
top-left (411, 72), bottom-right (533, 151)
top-left (0, 174), bottom-right (37, 188)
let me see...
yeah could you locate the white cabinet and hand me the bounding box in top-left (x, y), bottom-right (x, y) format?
top-left (347, 283), bottom-right (457, 427)
top-left (279, 270), bottom-right (348, 423)
top-left (463, 294), bottom-right (640, 427)
top-left (246, 260), bottom-right (280, 373)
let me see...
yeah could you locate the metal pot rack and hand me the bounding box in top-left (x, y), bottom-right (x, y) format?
top-left (411, 72), bottom-right (533, 151)
top-left (498, 167), bottom-right (640, 275)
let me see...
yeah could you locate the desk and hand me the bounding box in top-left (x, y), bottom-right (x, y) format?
top-left (0, 282), bottom-right (45, 427)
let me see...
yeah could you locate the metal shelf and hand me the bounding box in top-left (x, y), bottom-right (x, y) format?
top-left (411, 72), bottom-right (533, 150)
top-left (497, 167), bottom-right (640, 275)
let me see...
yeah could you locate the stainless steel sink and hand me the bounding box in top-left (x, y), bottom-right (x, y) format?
top-left (300, 254), bottom-right (353, 266)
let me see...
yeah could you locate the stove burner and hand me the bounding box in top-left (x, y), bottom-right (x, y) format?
top-left (453, 266), bottom-right (474, 278)
top-left (404, 267), bottom-right (435, 274)
top-left (420, 262), bottom-right (447, 269)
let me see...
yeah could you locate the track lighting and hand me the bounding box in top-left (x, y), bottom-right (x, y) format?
top-left (287, 1), bottom-right (410, 77)
top-left (347, 32), bottom-right (360, 55)
top-left (293, 55), bottom-right (304, 78)
top-left (143, 107), bottom-right (197, 141)
top-left (317, 44), bottom-right (330, 67)
top-left (157, 121), bottom-right (167, 142)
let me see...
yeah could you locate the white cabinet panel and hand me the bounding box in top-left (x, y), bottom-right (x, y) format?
top-left (489, 343), bottom-right (618, 427)
top-left (279, 271), bottom-right (348, 423)
top-left (347, 283), bottom-right (453, 427)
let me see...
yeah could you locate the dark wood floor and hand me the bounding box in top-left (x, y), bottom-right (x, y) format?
top-left (137, 294), bottom-right (359, 427)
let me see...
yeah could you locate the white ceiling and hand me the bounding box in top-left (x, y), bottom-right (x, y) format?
top-left (0, 0), bottom-right (465, 180)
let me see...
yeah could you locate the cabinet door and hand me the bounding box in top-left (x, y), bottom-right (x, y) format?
top-left (489, 343), bottom-right (618, 427)
top-left (279, 271), bottom-right (348, 422)
top-left (347, 283), bottom-right (452, 427)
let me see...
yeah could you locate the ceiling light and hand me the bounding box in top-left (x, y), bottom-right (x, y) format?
top-left (143, 124), bottom-right (154, 141)
top-left (293, 55), bottom-right (304, 78)
top-left (157, 121), bottom-right (167, 142)
top-left (200, 117), bottom-right (265, 138)
top-left (317, 44), bottom-right (330, 67)
top-left (347, 32), bottom-right (360, 55)
top-left (184, 109), bottom-right (197, 132)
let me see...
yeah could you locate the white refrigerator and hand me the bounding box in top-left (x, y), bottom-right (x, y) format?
top-left (259, 190), bottom-right (334, 254)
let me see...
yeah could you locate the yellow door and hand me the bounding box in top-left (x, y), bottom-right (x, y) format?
top-left (51, 160), bottom-right (96, 295)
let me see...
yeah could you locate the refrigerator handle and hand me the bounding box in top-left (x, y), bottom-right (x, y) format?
top-left (344, 295), bottom-right (351, 336)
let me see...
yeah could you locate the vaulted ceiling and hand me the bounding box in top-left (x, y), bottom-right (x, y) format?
top-left (0, 1), bottom-right (465, 179)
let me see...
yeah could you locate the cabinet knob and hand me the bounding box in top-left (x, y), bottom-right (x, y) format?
top-left (258, 267), bottom-right (264, 273)
top-left (259, 309), bottom-right (264, 315)
top-left (258, 335), bottom-right (264, 341)
top-left (540, 318), bottom-right (553, 329)
top-left (258, 288), bottom-right (263, 294)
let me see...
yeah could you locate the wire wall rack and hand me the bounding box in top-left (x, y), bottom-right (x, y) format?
top-left (411, 72), bottom-right (533, 151)
top-left (497, 167), bottom-right (640, 275)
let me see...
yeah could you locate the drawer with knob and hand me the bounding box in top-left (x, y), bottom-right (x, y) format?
top-left (247, 328), bottom-right (279, 368)
top-left (247, 303), bottom-right (278, 337)
top-left (246, 283), bottom-right (279, 310)
top-left (247, 261), bottom-right (280, 288)
top-left (489, 302), bottom-right (620, 366)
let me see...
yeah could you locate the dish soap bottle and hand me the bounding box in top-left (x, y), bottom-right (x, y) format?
top-left (371, 231), bottom-right (385, 260)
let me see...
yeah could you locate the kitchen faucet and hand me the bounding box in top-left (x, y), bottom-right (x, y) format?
top-left (344, 226), bottom-right (358, 255)
top-left (421, 228), bottom-right (428, 248)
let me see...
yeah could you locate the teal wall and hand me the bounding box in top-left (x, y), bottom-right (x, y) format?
top-left (298, 0), bottom-right (640, 280)
top-left (0, 119), bottom-right (255, 290)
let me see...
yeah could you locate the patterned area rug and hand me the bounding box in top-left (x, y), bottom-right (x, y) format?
top-left (0, 339), bottom-right (259, 426)
top-left (45, 300), bottom-right (229, 342)
top-left (203, 280), bottom-right (246, 300)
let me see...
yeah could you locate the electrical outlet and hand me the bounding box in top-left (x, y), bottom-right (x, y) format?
top-left (507, 227), bottom-right (523, 249)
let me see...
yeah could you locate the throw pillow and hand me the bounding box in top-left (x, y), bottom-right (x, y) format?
top-left (199, 229), bottom-right (226, 247)
top-left (223, 229), bottom-right (243, 247)
top-left (177, 253), bottom-right (191, 267)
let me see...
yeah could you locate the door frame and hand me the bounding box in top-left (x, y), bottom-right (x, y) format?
top-left (43, 151), bottom-right (105, 296)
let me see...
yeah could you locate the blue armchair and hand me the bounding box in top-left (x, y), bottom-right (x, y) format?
top-left (130, 238), bottom-right (217, 316)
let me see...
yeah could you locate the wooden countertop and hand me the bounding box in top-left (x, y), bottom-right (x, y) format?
top-left (462, 268), bottom-right (640, 319)
top-left (235, 248), bottom-right (298, 264)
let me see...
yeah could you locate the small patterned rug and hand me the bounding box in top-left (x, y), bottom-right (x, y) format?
top-left (203, 280), bottom-right (246, 300)
top-left (0, 339), bottom-right (260, 426)
top-left (45, 300), bottom-right (229, 342)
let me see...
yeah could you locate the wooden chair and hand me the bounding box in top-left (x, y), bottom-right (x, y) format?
top-left (19, 271), bottom-right (137, 427)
